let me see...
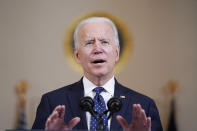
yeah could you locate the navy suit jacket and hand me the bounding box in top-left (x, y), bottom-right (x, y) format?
top-left (32, 78), bottom-right (163, 131)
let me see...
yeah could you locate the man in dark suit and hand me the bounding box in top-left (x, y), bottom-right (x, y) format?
top-left (32, 17), bottom-right (163, 131)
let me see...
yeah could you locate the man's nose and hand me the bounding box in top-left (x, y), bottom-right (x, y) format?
top-left (93, 40), bottom-right (103, 54)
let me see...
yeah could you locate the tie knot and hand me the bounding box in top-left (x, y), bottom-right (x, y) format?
top-left (93, 87), bottom-right (104, 95)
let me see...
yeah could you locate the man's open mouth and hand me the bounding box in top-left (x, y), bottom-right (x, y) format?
top-left (92, 59), bottom-right (106, 64)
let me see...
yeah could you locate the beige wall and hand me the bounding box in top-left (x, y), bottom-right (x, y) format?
top-left (0, 0), bottom-right (196, 131)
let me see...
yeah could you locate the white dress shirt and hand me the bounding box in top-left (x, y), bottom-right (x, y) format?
top-left (83, 76), bottom-right (115, 130)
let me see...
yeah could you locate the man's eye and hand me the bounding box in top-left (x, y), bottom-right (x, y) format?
top-left (102, 41), bottom-right (109, 45)
top-left (86, 41), bottom-right (93, 45)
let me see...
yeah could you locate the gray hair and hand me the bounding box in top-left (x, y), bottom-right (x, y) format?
top-left (73, 17), bottom-right (119, 49)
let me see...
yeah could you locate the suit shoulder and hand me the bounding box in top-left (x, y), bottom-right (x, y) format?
top-left (42, 80), bottom-right (80, 98)
top-left (118, 83), bottom-right (154, 103)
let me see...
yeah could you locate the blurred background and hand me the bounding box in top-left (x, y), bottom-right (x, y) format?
top-left (0, 0), bottom-right (196, 131)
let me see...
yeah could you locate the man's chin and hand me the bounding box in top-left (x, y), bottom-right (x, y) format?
top-left (92, 70), bottom-right (111, 78)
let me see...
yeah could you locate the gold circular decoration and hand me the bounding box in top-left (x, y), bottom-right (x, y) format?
top-left (64, 12), bottom-right (133, 74)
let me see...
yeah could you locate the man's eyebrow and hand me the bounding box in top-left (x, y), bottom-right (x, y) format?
top-left (84, 38), bottom-right (95, 42)
top-left (99, 38), bottom-right (110, 41)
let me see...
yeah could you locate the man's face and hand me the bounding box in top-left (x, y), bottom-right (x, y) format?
top-left (74, 21), bottom-right (120, 78)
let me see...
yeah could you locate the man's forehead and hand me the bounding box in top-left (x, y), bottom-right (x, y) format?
top-left (80, 31), bottom-right (114, 42)
top-left (78, 22), bottom-right (114, 38)
top-left (83, 35), bottom-right (111, 41)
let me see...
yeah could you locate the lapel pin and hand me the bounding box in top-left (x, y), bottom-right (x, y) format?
top-left (120, 95), bottom-right (126, 99)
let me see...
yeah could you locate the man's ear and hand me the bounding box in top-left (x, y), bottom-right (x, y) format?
top-left (115, 45), bottom-right (120, 62)
top-left (74, 48), bottom-right (81, 64)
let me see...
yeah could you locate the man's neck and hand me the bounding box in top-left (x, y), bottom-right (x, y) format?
top-left (84, 73), bottom-right (114, 86)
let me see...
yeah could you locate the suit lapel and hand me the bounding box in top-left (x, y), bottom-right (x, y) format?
top-left (110, 79), bottom-right (130, 130)
top-left (67, 78), bottom-right (88, 130)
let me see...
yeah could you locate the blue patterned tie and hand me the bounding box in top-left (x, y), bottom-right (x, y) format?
top-left (90, 87), bottom-right (108, 131)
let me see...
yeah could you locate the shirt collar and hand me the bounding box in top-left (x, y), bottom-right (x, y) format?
top-left (83, 76), bottom-right (115, 96)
